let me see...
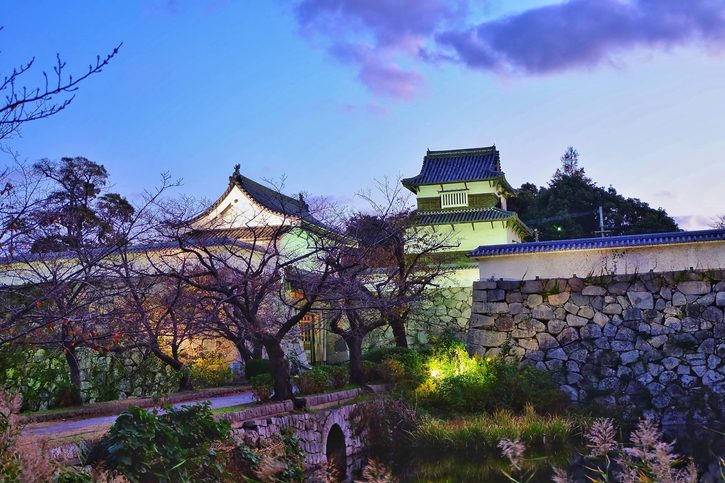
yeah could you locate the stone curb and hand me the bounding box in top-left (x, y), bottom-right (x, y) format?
top-left (22, 385), bottom-right (250, 424)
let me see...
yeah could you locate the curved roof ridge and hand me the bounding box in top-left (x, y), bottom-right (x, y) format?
top-left (469, 228), bottom-right (725, 258)
top-left (402, 146), bottom-right (504, 189)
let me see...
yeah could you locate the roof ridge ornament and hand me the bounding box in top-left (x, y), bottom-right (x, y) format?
top-left (229, 163), bottom-right (241, 185)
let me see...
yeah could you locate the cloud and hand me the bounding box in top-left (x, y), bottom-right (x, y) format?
top-left (291, 0), bottom-right (725, 97)
top-left (329, 43), bottom-right (423, 97)
top-left (673, 214), bottom-right (716, 230)
top-left (295, 0), bottom-right (464, 98)
top-left (296, 0), bottom-right (463, 50)
top-left (437, 0), bottom-right (725, 74)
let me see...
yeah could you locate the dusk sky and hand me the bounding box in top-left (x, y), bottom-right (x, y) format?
top-left (3, 0), bottom-right (725, 229)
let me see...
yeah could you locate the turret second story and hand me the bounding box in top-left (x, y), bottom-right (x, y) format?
top-left (402, 146), bottom-right (531, 252)
top-left (402, 146), bottom-right (515, 212)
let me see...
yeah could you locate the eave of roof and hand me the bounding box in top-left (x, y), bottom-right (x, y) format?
top-left (402, 146), bottom-right (505, 191)
top-left (414, 207), bottom-right (528, 229)
top-left (188, 166), bottom-right (336, 234)
top-left (468, 229), bottom-right (725, 258)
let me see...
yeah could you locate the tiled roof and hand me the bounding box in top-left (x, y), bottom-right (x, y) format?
top-left (468, 229), bottom-right (725, 258)
top-left (402, 146), bottom-right (502, 188)
top-left (414, 207), bottom-right (518, 226)
top-left (231, 169), bottom-right (318, 224)
top-left (190, 165), bottom-right (324, 228)
top-left (190, 226), bottom-right (286, 241)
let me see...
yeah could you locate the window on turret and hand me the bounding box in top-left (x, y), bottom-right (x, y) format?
top-left (440, 190), bottom-right (468, 209)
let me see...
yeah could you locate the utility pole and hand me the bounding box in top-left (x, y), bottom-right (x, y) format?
top-left (594, 205), bottom-right (611, 238)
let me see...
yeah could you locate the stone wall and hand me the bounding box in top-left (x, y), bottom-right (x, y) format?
top-left (410, 287), bottom-right (472, 344)
top-left (467, 270), bottom-right (725, 424)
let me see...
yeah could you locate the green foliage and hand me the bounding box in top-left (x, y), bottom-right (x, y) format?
top-left (82, 349), bottom-right (182, 404)
top-left (187, 350), bottom-right (232, 389)
top-left (362, 361), bottom-right (381, 382)
top-left (297, 367), bottom-right (330, 395)
top-left (276, 428), bottom-right (305, 483)
top-left (508, 149), bottom-right (678, 241)
top-left (234, 443), bottom-right (260, 470)
top-left (378, 359), bottom-right (406, 383)
top-left (83, 350), bottom-right (127, 403)
top-left (30, 157), bottom-right (134, 253)
top-left (364, 346), bottom-right (426, 386)
top-left (0, 346), bottom-right (72, 411)
top-left (0, 346), bottom-right (183, 411)
top-left (250, 374), bottom-right (273, 402)
top-left (54, 467), bottom-right (93, 483)
top-left (412, 405), bottom-right (574, 452)
top-left (417, 351), bottom-right (568, 416)
top-left (244, 358), bottom-right (273, 380)
top-left (87, 403), bottom-right (230, 483)
top-left (321, 365), bottom-right (349, 388)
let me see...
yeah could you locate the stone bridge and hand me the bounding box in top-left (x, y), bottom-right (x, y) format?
top-left (219, 387), bottom-right (376, 478)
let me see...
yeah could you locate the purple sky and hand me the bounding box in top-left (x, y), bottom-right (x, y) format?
top-left (3, 0), bottom-right (725, 229)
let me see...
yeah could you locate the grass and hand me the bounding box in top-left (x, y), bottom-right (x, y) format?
top-left (211, 401), bottom-right (256, 415)
top-left (411, 405), bottom-right (578, 452)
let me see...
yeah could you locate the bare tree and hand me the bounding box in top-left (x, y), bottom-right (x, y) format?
top-left (154, 184), bottom-right (349, 403)
top-left (0, 28), bottom-right (121, 140)
top-left (0, 160), bottom-right (177, 405)
top-left (109, 265), bottom-right (209, 391)
top-left (710, 215), bottom-right (725, 229)
top-left (348, 178), bottom-right (458, 349)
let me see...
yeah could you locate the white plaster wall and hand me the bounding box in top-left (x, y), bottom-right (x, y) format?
top-left (196, 185), bottom-right (288, 229)
top-left (476, 241), bottom-right (725, 280)
top-left (433, 221), bottom-right (519, 252)
top-left (439, 266), bottom-right (480, 288)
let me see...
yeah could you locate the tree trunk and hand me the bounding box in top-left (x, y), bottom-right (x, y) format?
top-left (151, 348), bottom-right (193, 391)
top-left (235, 339), bottom-right (254, 365)
top-left (261, 335), bottom-right (296, 402)
top-left (390, 316), bottom-right (408, 348)
top-left (252, 339), bottom-right (264, 359)
top-left (178, 369), bottom-right (193, 392)
top-left (345, 334), bottom-right (366, 385)
top-left (63, 345), bottom-right (83, 406)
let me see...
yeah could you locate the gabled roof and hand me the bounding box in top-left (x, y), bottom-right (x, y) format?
top-left (402, 146), bottom-right (508, 191)
top-left (468, 229), bottom-right (725, 258)
top-left (192, 165), bottom-right (321, 227)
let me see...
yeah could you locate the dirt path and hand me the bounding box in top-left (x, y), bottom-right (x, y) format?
top-left (23, 389), bottom-right (255, 440)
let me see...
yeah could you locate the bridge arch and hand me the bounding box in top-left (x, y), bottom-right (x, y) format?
top-left (325, 423), bottom-right (346, 477)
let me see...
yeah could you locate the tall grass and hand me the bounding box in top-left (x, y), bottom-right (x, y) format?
top-left (412, 404), bottom-right (576, 452)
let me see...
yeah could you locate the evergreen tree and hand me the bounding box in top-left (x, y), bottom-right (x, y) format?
top-left (30, 157), bottom-right (134, 253)
top-left (508, 148), bottom-right (679, 241)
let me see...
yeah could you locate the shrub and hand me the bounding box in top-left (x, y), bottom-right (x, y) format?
top-left (87, 402), bottom-right (231, 482)
top-left (187, 352), bottom-right (233, 388)
top-left (350, 396), bottom-right (418, 451)
top-left (244, 359), bottom-right (273, 380)
top-left (364, 346), bottom-right (426, 385)
top-left (416, 356), bottom-right (568, 416)
top-left (323, 365), bottom-right (350, 388)
top-left (362, 361), bottom-right (381, 382)
top-left (0, 346), bottom-right (72, 411)
top-left (378, 359), bottom-right (406, 383)
top-left (250, 374), bottom-right (273, 402)
top-left (297, 367), bottom-right (330, 395)
top-left (363, 346), bottom-right (415, 364)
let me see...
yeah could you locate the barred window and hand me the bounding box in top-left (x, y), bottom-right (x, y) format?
top-left (440, 190), bottom-right (468, 208)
